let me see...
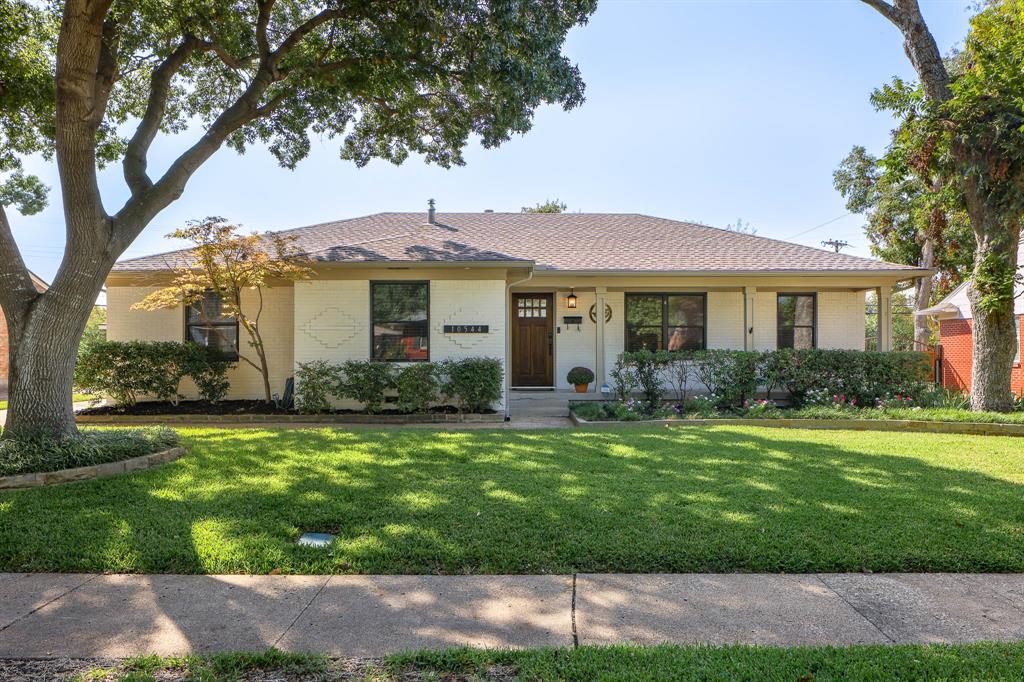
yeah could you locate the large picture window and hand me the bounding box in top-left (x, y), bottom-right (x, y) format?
top-left (777, 293), bottom-right (816, 349)
top-left (625, 293), bottom-right (705, 352)
top-left (185, 290), bottom-right (238, 358)
top-left (371, 281), bottom-right (429, 361)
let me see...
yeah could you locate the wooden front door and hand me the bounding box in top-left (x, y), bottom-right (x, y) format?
top-left (511, 293), bottom-right (554, 386)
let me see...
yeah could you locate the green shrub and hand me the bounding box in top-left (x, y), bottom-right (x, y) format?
top-left (181, 346), bottom-right (232, 402)
top-left (74, 341), bottom-right (233, 405)
top-left (619, 350), bottom-right (663, 408)
top-left (566, 366), bottom-right (595, 386)
top-left (691, 350), bottom-right (760, 408)
top-left (571, 402), bottom-right (605, 421)
top-left (775, 349), bottom-right (932, 407)
top-left (609, 357), bottom-right (639, 401)
top-left (0, 427), bottom-right (179, 477)
top-left (294, 361), bottom-right (343, 414)
top-left (441, 357), bottom-right (503, 413)
top-left (658, 350), bottom-right (694, 402)
top-left (338, 361), bottom-right (394, 414)
top-left (608, 400), bottom-right (645, 421)
top-left (395, 363), bottom-right (440, 414)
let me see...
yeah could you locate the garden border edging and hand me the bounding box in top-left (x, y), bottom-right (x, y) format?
top-left (569, 413), bottom-right (1024, 437)
top-left (76, 413), bottom-right (504, 425)
top-left (0, 446), bottom-right (186, 490)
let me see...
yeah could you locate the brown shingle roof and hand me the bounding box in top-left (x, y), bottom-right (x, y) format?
top-left (113, 212), bottom-right (924, 274)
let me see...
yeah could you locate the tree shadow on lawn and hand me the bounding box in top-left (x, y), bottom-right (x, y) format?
top-left (0, 426), bottom-right (1022, 575)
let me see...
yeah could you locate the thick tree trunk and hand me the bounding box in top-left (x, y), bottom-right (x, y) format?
top-left (2, 288), bottom-right (98, 440)
top-left (913, 237), bottom-right (935, 349)
top-left (965, 220), bottom-right (1020, 413)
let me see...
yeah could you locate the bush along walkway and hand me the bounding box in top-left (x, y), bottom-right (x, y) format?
top-left (0, 573), bottom-right (1022, 658)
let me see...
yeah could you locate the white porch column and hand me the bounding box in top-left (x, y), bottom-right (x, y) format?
top-left (743, 286), bottom-right (756, 351)
top-left (878, 285), bottom-right (893, 352)
top-left (595, 286), bottom-right (607, 391)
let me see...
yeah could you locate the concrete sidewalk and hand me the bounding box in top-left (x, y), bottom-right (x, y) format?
top-left (1, 573), bottom-right (1023, 657)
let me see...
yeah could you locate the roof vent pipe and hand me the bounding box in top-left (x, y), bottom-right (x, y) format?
top-left (427, 198), bottom-right (436, 225)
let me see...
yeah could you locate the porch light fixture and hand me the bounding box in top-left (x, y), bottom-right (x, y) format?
top-left (566, 288), bottom-right (578, 309)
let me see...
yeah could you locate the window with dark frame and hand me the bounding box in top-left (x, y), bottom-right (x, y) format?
top-left (371, 281), bottom-right (429, 361)
top-left (185, 290), bottom-right (239, 359)
top-left (625, 293), bottom-right (705, 352)
top-left (777, 293), bottom-right (816, 349)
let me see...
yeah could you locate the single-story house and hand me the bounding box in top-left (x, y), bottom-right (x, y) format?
top-left (0, 271), bottom-right (49, 397)
top-left (107, 208), bottom-right (929, 415)
top-left (917, 240), bottom-right (1023, 395)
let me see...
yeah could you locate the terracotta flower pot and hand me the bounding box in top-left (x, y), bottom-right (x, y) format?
top-left (574, 383), bottom-right (588, 393)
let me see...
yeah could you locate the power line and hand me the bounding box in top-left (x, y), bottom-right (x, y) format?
top-left (786, 212), bottom-right (852, 240)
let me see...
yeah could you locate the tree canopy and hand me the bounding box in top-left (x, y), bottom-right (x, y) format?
top-left (834, 144), bottom-right (974, 299)
top-left (522, 199), bottom-right (567, 213)
top-left (0, 0), bottom-right (597, 439)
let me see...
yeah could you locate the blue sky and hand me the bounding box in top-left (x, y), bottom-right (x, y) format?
top-left (13, 0), bottom-right (974, 281)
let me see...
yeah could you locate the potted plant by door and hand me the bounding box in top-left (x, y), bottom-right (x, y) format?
top-left (567, 366), bottom-right (595, 393)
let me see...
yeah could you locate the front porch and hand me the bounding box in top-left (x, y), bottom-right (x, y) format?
top-left (509, 388), bottom-right (604, 418)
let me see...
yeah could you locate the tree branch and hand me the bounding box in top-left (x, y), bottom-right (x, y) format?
top-left (271, 8), bottom-right (347, 64)
top-left (113, 69), bottom-right (276, 248)
top-left (860, 0), bottom-right (898, 23)
top-left (860, 0), bottom-right (952, 102)
top-left (90, 17), bottom-right (120, 128)
top-left (256, 0), bottom-right (275, 58)
top-left (0, 204), bottom-right (40, 317)
top-left (122, 37), bottom-right (201, 195)
top-left (198, 40), bottom-right (256, 70)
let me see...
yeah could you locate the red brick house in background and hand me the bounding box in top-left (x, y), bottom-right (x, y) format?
top-left (0, 272), bottom-right (49, 396)
top-left (918, 241), bottom-right (1023, 396)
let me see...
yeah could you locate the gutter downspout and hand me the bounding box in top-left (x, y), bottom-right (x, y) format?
top-left (504, 268), bottom-right (535, 420)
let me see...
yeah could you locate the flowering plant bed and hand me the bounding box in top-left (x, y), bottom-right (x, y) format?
top-left (570, 399), bottom-right (1024, 435)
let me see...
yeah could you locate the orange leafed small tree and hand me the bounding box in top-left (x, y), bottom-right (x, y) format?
top-left (134, 217), bottom-right (312, 403)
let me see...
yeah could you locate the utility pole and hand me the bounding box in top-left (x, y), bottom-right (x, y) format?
top-left (821, 239), bottom-right (850, 253)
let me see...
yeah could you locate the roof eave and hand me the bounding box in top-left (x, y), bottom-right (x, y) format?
top-left (531, 267), bottom-right (934, 277)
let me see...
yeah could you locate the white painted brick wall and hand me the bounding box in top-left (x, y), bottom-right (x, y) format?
top-left (817, 290), bottom-right (866, 350)
top-left (106, 285), bottom-right (294, 400)
top-left (293, 278), bottom-right (507, 410)
top-left (554, 290), bottom-right (596, 389)
top-left (707, 291), bottom-right (744, 349)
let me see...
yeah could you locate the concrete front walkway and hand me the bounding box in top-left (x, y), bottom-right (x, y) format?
top-left (1, 573), bottom-right (1022, 657)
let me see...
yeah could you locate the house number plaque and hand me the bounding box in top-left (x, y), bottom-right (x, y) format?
top-left (443, 324), bottom-right (489, 333)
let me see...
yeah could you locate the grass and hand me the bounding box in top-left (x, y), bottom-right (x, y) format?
top-left (0, 392), bottom-right (96, 410)
top-left (73, 649), bottom-right (330, 681)
top-left (1, 425), bottom-right (1022, 574)
top-left (0, 427), bottom-right (179, 476)
top-left (71, 644), bottom-right (1024, 681)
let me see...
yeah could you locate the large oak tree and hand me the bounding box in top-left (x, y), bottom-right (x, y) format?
top-left (0, 0), bottom-right (596, 440)
top-left (860, 0), bottom-right (1024, 411)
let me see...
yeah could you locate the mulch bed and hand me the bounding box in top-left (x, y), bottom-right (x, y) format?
top-left (78, 400), bottom-right (495, 417)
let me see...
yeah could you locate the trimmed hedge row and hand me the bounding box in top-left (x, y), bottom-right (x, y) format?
top-left (294, 357), bottom-right (503, 414)
top-left (613, 349), bottom-right (934, 409)
top-left (75, 341), bottom-right (234, 406)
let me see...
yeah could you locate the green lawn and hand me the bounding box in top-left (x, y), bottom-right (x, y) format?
top-left (1, 425), bottom-right (1023, 574)
top-left (72, 643), bottom-right (1024, 681)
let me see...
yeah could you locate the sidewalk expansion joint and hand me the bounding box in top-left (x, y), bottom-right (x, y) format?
top-left (814, 574), bottom-right (895, 644)
top-left (570, 572), bottom-right (579, 648)
top-left (961, 574), bottom-right (1024, 615)
top-left (272, 575), bottom-right (331, 648)
top-left (0, 574), bottom-right (99, 635)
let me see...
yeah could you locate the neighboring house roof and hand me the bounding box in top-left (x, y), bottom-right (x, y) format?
top-left (917, 240), bottom-right (1024, 319)
top-left (112, 212), bottom-right (927, 275)
top-left (27, 271), bottom-right (49, 291)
